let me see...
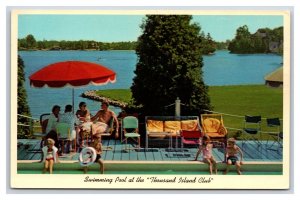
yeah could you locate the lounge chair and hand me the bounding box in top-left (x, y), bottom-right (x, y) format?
top-left (145, 116), bottom-right (201, 149)
top-left (200, 114), bottom-right (228, 148)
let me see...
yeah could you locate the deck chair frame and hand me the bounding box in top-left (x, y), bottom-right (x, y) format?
top-left (200, 114), bottom-right (228, 147)
top-left (266, 118), bottom-right (283, 152)
top-left (241, 115), bottom-right (262, 149)
top-left (145, 116), bottom-right (201, 150)
top-left (56, 122), bottom-right (76, 154)
top-left (122, 116), bottom-right (140, 150)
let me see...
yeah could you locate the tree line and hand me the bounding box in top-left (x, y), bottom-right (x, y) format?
top-left (18, 32), bottom-right (217, 55)
top-left (18, 35), bottom-right (138, 51)
top-left (19, 25), bottom-right (283, 54)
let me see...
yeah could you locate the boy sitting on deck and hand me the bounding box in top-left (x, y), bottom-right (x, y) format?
top-left (223, 138), bottom-right (243, 175)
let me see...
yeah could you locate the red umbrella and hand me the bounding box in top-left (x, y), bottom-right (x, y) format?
top-left (29, 61), bottom-right (116, 87)
top-left (29, 60), bottom-right (116, 108)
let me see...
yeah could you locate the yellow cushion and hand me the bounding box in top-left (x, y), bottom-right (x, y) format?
top-left (203, 118), bottom-right (220, 133)
top-left (181, 120), bottom-right (199, 131)
top-left (206, 132), bottom-right (225, 138)
top-left (147, 120), bottom-right (164, 132)
top-left (164, 121), bottom-right (181, 134)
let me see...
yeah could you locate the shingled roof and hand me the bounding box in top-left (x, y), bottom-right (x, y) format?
top-left (264, 66), bottom-right (283, 82)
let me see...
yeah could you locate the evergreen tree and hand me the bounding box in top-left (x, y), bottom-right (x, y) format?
top-left (18, 55), bottom-right (31, 138)
top-left (131, 15), bottom-right (211, 116)
top-left (25, 34), bottom-right (36, 49)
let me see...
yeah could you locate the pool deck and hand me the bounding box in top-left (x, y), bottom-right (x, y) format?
top-left (17, 138), bottom-right (282, 163)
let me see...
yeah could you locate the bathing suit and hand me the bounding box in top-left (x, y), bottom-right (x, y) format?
top-left (95, 154), bottom-right (101, 162)
top-left (46, 148), bottom-right (54, 161)
top-left (227, 156), bottom-right (238, 165)
top-left (203, 146), bottom-right (212, 159)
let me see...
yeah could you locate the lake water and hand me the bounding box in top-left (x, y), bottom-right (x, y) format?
top-left (18, 50), bottom-right (282, 119)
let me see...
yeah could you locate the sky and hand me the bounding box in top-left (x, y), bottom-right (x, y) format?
top-left (18, 14), bottom-right (283, 42)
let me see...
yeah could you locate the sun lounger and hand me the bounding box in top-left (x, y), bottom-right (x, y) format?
top-left (145, 116), bottom-right (201, 149)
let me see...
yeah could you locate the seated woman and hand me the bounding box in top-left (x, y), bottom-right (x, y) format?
top-left (76, 102), bottom-right (92, 147)
top-left (76, 102), bottom-right (91, 123)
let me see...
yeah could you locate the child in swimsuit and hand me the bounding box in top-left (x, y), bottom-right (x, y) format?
top-left (194, 135), bottom-right (217, 175)
top-left (83, 140), bottom-right (104, 174)
top-left (42, 138), bottom-right (59, 174)
top-left (224, 138), bottom-right (243, 175)
top-left (94, 140), bottom-right (104, 174)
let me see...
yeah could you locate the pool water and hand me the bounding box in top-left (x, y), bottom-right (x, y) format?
top-left (17, 169), bottom-right (282, 175)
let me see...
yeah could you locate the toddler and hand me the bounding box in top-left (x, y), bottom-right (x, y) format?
top-left (223, 138), bottom-right (243, 175)
top-left (194, 135), bottom-right (217, 175)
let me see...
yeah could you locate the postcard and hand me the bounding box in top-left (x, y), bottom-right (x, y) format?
top-left (10, 9), bottom-right (290, 189)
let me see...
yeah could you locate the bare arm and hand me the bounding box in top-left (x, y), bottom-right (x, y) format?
top-left (86, 110), bottom-right (91, 119)
top-left (225, 147), bottom-right (229, 158)
top-left (194, 146), bottom-right (202, 161)
top-left (113, 114), bottom-right (119, 133)
top-left (112, 113), bottom-right (119, 138)
top-left (56, 153), bottom-right (60, 163)
top-left (91, 111), bottom-right (100, 122)
top-left (237, 146), bottom-right (243, 163)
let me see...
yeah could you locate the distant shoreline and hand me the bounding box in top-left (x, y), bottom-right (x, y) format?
top-left (18, 49), bottom-right (136, 52)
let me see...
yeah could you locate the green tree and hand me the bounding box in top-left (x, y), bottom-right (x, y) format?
top-left (18, 55), bottom-right (32, 138)
top-left (131, 15), bottom-right (211, 116)
top-left (228, 25), bottom-right (253, 53)
top-left (25, 34), bottom-right (37, 49)
top-left (228, 25), bottom-right (283, 54)
top-left (201, 33), bottom-right (216, 54)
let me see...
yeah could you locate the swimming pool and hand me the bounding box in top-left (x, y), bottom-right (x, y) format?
top-left (17, 160), bottom-right (283, 175)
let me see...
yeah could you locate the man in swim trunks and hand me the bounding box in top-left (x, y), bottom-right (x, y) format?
top-left (91, 101), bottom-right (119, 140)
top-left (223, 138), bottom-right (243, 175)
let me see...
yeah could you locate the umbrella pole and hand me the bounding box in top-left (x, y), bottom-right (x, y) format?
top-left (72, 88), bottom-right (74, 113)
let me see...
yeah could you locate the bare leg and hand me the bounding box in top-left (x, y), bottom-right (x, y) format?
top-left (236, 162), bottom-right (242, 175)
top-left (49, 160), bottom-right (54, 174)
top-left (223, 160), bottom-right (232, 175)
top-left (43, 160), bottom-right (49, 173)
top-left (99, 160), bottom-right (104, 174)
top-left (79, 131), bottom-right (84, 147)
top-left (83, 166), bottom-right (88, 174)
top-left (194, 148), bottom-right (201, 161)
top-left (211, 158), bottom-right (217, 174)
top-left (207, 159), bottom-right (213, 175)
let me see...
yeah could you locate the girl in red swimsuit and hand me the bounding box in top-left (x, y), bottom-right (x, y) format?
top-left (42, 138), bottom-right (59, 174)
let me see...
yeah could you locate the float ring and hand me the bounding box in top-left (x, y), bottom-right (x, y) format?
top-left (79, 147), bottom-right (97, 167)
